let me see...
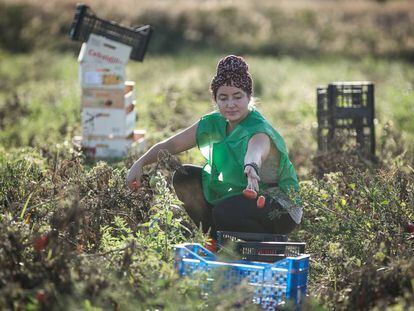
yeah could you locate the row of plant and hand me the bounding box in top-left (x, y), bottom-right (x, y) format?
top-left (0, 145), bottom-right (238, 310)
top-left (1, 141), bottom-right (413, 309)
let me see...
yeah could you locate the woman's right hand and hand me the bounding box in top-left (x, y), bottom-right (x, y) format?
top-left (126, 161), bottom-right (143, 190)
top-left (124, 121), bottom-right (199, 191)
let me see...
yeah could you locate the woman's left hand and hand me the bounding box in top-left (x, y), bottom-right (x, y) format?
top-left (244, 165), bottom-right (260, 192)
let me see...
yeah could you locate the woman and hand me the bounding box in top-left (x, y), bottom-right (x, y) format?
top-left (126, 55), bottom-right (302, 247)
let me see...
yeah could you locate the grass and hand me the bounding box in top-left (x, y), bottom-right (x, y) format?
top-left (1, 49), bottom-right (413, 173)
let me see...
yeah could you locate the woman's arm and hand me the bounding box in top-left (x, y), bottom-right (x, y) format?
top-left (126, 121), bottom-right (199, 189)
top-left (244, 133), bottom-right (271, 192)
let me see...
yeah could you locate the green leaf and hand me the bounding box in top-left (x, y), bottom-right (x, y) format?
top-left (166, 210), bottom-right (173, 224)
top-left (19, 192), bottom-right (33, 219)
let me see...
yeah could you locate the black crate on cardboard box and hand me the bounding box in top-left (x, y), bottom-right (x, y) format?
top-left (317, 81), bottom-right (375, 159)
top-left (69, 4), bottom-right (152, 61)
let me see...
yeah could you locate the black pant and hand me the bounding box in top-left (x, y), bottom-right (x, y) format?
top-left (172, 165), bottom-right (297, 238)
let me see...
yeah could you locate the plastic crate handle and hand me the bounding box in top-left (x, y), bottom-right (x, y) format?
top-left (69, 4), bottom-right (89, 41)
top-left (175, 243), bottom-right (216, 262)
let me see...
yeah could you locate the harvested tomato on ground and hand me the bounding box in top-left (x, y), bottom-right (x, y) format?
top-left (36, 290), bottom-right (46, 303)
top-left (34, 235), bottom-right (49, 251)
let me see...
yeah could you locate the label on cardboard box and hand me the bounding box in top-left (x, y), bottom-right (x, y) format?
top-left (79, 63), bottom-right (125, 90)
top-left (78, 34), bottom-right (132, 65)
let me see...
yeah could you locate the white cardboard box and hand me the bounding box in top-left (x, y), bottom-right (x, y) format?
top-left (74, 130), bottom-right (146, 158)
top-left (78, 34), bottom-right (132, 66)
top-left (81, 87), bottom-right (135, 109)
top-left (78, 34), bottom-right (132, 90)
top-left (81, 105), bottom-right (136, 137)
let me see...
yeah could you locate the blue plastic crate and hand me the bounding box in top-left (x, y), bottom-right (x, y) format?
top-left (174, 243), bottom-right (310, 310)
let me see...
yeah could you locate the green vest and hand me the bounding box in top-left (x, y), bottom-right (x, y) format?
top-left (196, 109), bottom-right (299, 205)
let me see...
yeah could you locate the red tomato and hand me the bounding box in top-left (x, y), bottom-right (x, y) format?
top-left (204, 238), bottom-right (217, 253)
top-left (407, 222), bottom-right (414, 233)
top-left (36, 290), bottom-right (45, 303)
top-left (243, 189), bottom-right (257, 200)
top-left (257, 195), bottom-right (266, 209)
top-left (34, 235), bottom-right (49, 251)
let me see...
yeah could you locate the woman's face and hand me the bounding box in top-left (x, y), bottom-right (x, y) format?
top-left (216, 85), bottom-right (250, 124)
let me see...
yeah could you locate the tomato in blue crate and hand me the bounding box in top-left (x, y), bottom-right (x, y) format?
top-left (126, 55), bottom-right (302, 244)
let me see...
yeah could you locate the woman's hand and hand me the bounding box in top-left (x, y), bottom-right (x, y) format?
top-left (126, 161), bottom-right (143, 190)
top-left (243, 133), bottom-right (271, 193)
top-left (124, 121), bottom-right (199, 191)
top-left (244, 165), bottom-right (260, 192)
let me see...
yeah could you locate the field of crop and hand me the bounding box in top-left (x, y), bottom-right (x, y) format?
top-left (1, 0), bottom-right (414, 310)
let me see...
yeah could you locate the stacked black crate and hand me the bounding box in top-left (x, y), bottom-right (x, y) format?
top-left (317, 82), bottom-right (376, 161)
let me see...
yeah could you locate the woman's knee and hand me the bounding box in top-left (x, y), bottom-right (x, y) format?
top-left (172, 165), bottom-right (201, 190)
top-left (267, 213), bottom-right (298, 235)
top-left (172, 168), bottom-right (186, 189)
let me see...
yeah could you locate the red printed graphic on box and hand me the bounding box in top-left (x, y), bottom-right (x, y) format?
top-left (87, 49), bottom-right (124, 65)
top-left (78, 34), bottom-right (132, 65)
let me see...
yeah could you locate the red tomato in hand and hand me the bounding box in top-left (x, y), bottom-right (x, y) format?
top-left (132, 181), bottom-right (139, 190)
top-left (257, 195), bottom-right (266, 209)
top-left (243, 189), bottom-right (257, 199)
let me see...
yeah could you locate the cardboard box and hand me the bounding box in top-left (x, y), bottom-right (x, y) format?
top-left (78, 34), bottom-right (132, 66)
top-left (81, 105), bottom-right (136, 137)
top-left (73, 130), bottom-right (146, 158)
top-left (81, 129), bottom-right (146, 141)
top-left (81, 87), bottom-right (135, 109)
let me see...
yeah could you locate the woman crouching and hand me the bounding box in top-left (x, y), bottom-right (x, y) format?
top-left (126, 55), bottom-right (302, 249)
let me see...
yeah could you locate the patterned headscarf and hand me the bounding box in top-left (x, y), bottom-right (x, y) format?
top-left (210, 55), bottom-right (253, 100)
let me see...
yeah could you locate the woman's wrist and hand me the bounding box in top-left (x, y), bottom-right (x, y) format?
top-left (244, 162), bottom-right (260, 176)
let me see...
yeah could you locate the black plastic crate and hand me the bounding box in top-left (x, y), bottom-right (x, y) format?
top-left (216, 231), bottom-right (304, 263)
top-left (217, 231), bottom-right (288, 245)
top-left (317, 81), bottom-right (375, 159)
top-left (69, 4), bottom-right (152, 61)
top-left (236, 241), bottom-right (306, 263)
